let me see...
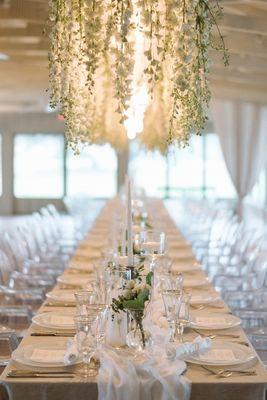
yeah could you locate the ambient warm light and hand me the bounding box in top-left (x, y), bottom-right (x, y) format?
top-left (124, 85), bottom-right (149, 141)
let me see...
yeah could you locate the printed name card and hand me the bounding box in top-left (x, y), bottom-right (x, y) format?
top-left (30, 349), bottom-right (66, 363)
top-left (199, 349), bottom-right (236, 362)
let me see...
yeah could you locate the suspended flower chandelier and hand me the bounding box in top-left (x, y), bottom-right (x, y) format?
top-left (48, 0), bottom-right (228, 152)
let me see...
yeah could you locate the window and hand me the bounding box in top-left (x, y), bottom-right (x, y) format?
top-left (129, 133), bottom-right (236, 199)
top-left (14, 134), bottom-right (64, 198)
top-left (66, 144), bottom-right (117, 198)
top-left (129, 141), bottom-right (166, 198)
top-left (248, 169), bottom-right (266, 207)
top-left (204, 133), bottom-right (236, 199)
top-left (168, 136), bottom-right (203, 198)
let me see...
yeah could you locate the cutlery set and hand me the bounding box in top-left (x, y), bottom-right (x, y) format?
top-left (7, 370), bottom-right (75, 379)
top-left (192, 328), bottom-right (240, 339)
top-left (201, 365), bottom-right (256, 378)
top-left (31, 332), bottom-right (75, 337)
top-left (45, 302), bottom-right (75, 308)
top-left (190, 303), bottom-right (225, 311)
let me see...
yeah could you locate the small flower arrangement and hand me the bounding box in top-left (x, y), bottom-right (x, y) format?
top-left (111, 271), bottom-right (153, 314)
top-left (111, 271), bottom-right (153, 349)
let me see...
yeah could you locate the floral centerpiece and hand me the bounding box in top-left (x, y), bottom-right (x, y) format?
top-left (111, 271), bottom-right (153, 350)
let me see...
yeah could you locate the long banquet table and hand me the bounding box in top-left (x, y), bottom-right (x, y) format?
top-left (1, 200), bottom-right (267, 400)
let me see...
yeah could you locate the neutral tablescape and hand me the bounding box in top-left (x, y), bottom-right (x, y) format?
top-left (1, 200), bottom-right (267, 400)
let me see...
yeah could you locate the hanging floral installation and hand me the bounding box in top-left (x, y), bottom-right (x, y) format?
top-left (48, 0), bottom-right (228, 152)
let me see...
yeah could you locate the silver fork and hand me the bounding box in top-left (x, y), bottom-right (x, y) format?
top-left (192, 328), bottom-right (240, 339)
top-left (201, 365), bottom-right (256, 378)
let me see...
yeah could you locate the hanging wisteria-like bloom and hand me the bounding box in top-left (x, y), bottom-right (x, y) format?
top-left (47, 0), bottom-right (228, 152)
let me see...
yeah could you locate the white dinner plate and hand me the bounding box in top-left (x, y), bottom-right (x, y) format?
top-left (183, 277), bottom-right (210, 288)
top-left (184, 341), bottom-right (256, 366)
top-left (32, 311), bottom-right (75, 330)
top-left (57, 274), bottom-right (92, 287)
top-left (12, 342), bottom-right (81, 367)
top-left (46, 290), bottom-right (76, 304)
top-left (190, 293), bottom-right (221, 305)
top-left (189, 312), bottom-right (241, 330)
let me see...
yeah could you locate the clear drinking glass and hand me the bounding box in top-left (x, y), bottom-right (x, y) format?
top-left (74, 290), bottom-right (100, 315)
top-left (74, 315), bottom-right (98, 378)
top-left (92, 306), bottom-right (109, 345)
top-left (140, 231), bottom-right (166, 257)
top-left (162, 290), bottom-right (190, 342)
top-left (159, 273), bottom-right (183, 294)
top-left (176, 293), bottom-right (191, 343)
top-left (162, 289), bottom-right (180, 342)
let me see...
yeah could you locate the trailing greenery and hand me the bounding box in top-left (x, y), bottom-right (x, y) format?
top-left (48, 0), bottom-right (228, 152)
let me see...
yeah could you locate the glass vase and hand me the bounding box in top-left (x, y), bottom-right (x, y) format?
top-left (126, 309), bottom-right (152, 352)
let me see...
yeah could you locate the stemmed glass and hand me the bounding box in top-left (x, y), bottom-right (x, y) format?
top-left (140, 230), bottom-right (166, 259)
top-left (175, 293), bottom-right (191, 342)
top-left (74, 290), bottom-right (101, 315)
top-left (74, 314), bottom-right (98, 378)
top-left (160, 273), bottom-right (183, 292)
top-left (162, 291), bottom-right (191, 342)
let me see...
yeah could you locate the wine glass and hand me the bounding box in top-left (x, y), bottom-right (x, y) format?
top-left (176, 293), bottom-right (191, 343)
top-left (74, 290), bottom-right (102, 315)
top-left (162, 289), bottom-right (181, 342)
top-left (158, 273), bottom-right (183, 294)
top-left (140, 230), bottom-right (166, 257)
top-left (74, 315), bottom-right (98, 378)
top-left (92, 306), bottom-right (109, 345)
top-left (162, 290), bottom-right (190, 342)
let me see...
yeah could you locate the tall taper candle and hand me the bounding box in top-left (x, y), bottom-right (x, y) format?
top-left (121, 205), bottom-right (126, 256)
top-left (127, 178), bottom-right (133, 265)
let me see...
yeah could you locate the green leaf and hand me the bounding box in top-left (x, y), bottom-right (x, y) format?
top-left (146, 271), bottom-right (153, 286)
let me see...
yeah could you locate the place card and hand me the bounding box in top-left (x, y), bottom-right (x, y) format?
top-left (49, 315), bottom-right (74, 326)
top-left (196, 317), bottom-right (226, 326)
top-left (199, 349), bottom-right (237, 362)
top-left (30, 348), bottom-right (66, 363)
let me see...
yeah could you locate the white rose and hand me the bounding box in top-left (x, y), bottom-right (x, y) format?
top-left (123, 289), bottom-right (132, 300)
top-left (126, 280), bottom-right (135, 290)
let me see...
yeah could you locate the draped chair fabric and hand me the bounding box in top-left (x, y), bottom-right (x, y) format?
top-left (211, 99), bottom-right (267, 216)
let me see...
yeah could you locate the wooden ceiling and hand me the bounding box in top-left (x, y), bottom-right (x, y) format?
top-left (0, 0), bottom-right (266, 113)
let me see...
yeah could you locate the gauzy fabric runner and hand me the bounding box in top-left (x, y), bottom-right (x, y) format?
top-left (97, 344), bottom-right (191, 400)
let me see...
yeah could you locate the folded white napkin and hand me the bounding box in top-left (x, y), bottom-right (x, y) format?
top-left (97, 345), bottom-right (191, 400)
top-left (63, 336), bottom-right (80, 365)
top-left (166, 335), bottom-right (211, 361)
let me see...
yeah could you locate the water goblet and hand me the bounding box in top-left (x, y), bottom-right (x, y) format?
top-left (176, 293), bottom-right (191, 343)
top-left (74, 290), bottom-right (99, 315)
top-left (74, 315), bottom-right (98, 378)
top-left (162, 289), bottom-right (181, 342)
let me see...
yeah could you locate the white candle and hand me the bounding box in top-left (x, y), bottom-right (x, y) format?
top-left (112, 213), bottom-right (117, 253)
top-left (121, 205), bottom-right (126, 256)
top-left (127, 178), bottom-right (133, 265)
